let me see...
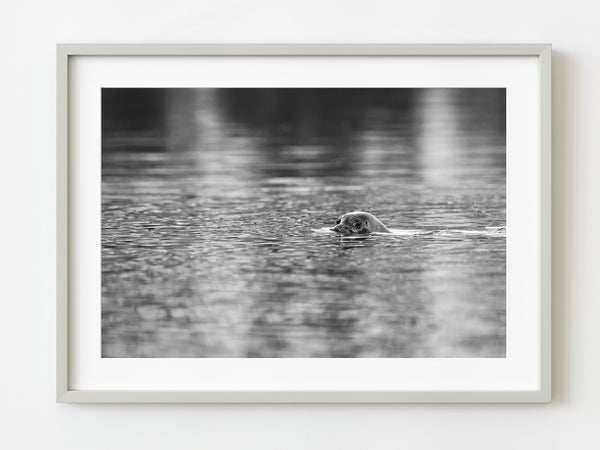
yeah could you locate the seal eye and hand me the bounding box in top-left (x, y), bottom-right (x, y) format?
top-left (336, 218), bottom-right (341, 224)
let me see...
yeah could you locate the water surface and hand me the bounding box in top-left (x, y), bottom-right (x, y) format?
top-left (101, 88), bottom-right (506, 357)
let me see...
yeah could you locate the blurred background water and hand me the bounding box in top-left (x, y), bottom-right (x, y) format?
top-left (101, 88), bottom-right (506, 358)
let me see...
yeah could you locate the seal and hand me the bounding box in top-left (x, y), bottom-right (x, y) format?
top-left (331, 211), bottom-right (391, 235)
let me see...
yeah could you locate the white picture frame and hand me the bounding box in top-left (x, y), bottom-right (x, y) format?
top-left (57, 43), bottom-right (551, 403)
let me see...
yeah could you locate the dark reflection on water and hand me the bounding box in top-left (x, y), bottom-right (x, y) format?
top-left (101, 88), bottom-right (506, 358)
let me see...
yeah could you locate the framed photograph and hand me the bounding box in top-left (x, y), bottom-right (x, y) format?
top-left (57, 44), bottom-right (551, 402)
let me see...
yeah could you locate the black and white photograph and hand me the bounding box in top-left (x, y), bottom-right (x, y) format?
top-left (101, 87), bottom-right (506, 358)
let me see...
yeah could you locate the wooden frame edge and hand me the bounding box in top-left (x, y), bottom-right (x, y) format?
top-left (56, 44), bottom-right (69, 402)
top-left (538, 44), bottom-right (552, 403)
top-left (57, 389), bottom-right (550, 403)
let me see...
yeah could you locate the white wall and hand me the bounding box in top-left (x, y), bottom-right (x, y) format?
top-left (1, 0), bottom-right (597, 448)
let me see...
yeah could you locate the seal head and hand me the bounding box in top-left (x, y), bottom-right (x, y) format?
top-left (331, 211), bottom-right (391, 235)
